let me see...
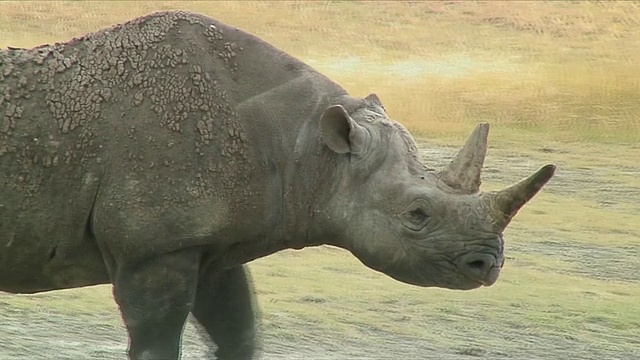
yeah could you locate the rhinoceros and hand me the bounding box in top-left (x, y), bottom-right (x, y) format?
top-left (0, 10), bottom-right (555, 360)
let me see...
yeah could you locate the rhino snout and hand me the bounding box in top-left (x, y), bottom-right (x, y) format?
top-left (457, 252), bottom-right (503, 287)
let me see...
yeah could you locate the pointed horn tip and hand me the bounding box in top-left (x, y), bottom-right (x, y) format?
top-left (518, 164), bottom-right (556, 200)
top-left (534, 164), bottom-right (557, 186)
top-left (486, 164), bottom-right (556, 231)
top-left (471, 122), bottom-right (490, 138)
top-left (476, 122), bottom-right (490, 130)
top-left (437, 123), bottom-right (491, 194)
top-left (543, 164), bottom-right (557, 172)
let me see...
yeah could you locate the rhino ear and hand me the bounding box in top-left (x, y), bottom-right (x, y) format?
top-left (320, 105), bottom-right (369, 155)
top-left (365, 93), bottom-right (383, 107)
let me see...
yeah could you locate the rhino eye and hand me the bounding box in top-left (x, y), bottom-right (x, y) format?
top-left (402, 207), bottom-right (430, 231)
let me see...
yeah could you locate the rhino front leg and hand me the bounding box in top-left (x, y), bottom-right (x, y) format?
top-left (112, 249), bottom-right (201, 360)
top-left (192, 264), bottom-right (260, 360)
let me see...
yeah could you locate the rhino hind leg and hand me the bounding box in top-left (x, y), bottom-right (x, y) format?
top-left (192, 264), bottom-right (260, 360)
top-left (112, 249), bottom-right (201, 360)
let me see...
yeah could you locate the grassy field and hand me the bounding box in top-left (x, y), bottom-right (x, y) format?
top-left (1, 1), bottom-right (639, 359)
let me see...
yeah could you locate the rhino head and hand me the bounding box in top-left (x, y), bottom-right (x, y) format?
top-left (317, 94), bottom-right (555, 290)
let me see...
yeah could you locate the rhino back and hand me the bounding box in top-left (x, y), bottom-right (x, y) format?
top-left (0, 11), bottom-right (345, 290)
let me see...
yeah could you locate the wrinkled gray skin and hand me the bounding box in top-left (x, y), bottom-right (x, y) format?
top-left (0, 11), bottom-right (556, 360)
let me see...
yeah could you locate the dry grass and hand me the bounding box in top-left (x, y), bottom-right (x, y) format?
top-left (1, 1), bottom-right (640, 143)
top-left (1, 1), bottom-right (639, 358)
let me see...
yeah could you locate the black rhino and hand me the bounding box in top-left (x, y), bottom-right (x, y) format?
top-left (0, 10), bottom-right (555, 360)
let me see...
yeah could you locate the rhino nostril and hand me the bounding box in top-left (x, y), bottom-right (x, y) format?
top-left (459, 254), bottom-right (501, 286)
top-left (467, 260), bottom-right (486, 270)
top-left (463, 255), bottom-right (497, 276)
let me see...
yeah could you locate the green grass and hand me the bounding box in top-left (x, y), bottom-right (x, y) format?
top-left (249, 245), bottom-right (640, 353)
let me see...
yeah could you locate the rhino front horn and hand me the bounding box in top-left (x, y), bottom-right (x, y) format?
top-left (488, 164), bottom-right (557, 230)
top-left (439, 123), bottom-right (489, 194)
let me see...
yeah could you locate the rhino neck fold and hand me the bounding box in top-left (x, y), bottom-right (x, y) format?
top-left (278, 96), bottom-right (352, 251)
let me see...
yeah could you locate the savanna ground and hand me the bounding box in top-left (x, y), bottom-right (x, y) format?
top-left (1, 1), bottom-right (639, 359)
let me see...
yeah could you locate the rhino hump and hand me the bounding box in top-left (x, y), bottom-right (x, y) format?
top-left (0, 11), bottom-right (320, 209)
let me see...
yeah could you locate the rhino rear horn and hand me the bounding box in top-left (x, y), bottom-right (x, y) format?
top-left (488, 164), bottom-right (556, 230)
top-left (438, 123), bottom-right (489, 194)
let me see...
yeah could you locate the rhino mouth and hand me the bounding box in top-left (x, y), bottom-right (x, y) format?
top-left (456, 268), bottom-right (500, 289)
top-left (475, 266), bottom-right (501, 287)
top-left (451, 277), bottom-right (485, 291)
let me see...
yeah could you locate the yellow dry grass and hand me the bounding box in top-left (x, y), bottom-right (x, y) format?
top-left (1, 1), bottom-right (639, 144)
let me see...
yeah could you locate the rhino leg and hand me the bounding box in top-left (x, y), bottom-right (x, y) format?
top-left (192, 264), bottom-right (259, 360)
top-left (112, 249), bottom-right (201, 360)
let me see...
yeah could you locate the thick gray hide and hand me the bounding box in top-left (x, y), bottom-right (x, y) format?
top-left (0, 11), bottom-right (353, 292)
